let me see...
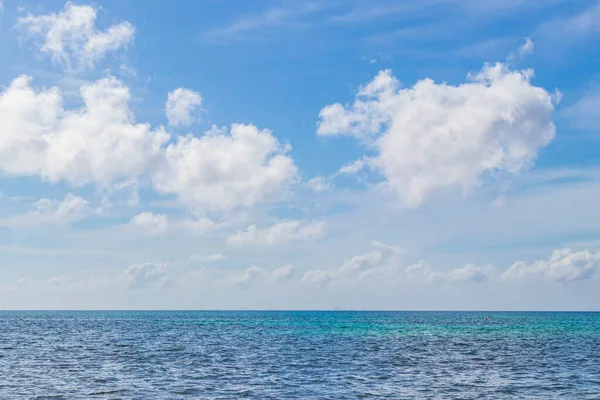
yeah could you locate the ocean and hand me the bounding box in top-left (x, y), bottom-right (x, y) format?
top-left (0, 311), bottom-right (598, 399)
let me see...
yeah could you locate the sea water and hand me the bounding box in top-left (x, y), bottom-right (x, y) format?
top-left (0, 311), bottom-right (598, 398)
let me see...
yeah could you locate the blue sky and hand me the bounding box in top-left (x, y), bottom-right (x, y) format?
top-left (0, 0), bottom-right (599, 310)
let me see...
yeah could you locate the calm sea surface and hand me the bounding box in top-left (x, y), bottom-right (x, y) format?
top-left (0, 311), bottom-right (598, 399)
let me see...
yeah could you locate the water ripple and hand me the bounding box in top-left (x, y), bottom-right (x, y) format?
top-left (0, 311), bottom-right (598, 398)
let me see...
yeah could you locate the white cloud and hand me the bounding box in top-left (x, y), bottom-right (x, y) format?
top-left (302, 241), bottom-right (403, 287)
top-left (318, 61), bottom-right (557, 207)
top-left (227, 220), bottom-right (325, 246)
top-left (0, 75), bottom-right (168, 187)
top-left (119, 64), bottom-right (137, 77)
top-left (165, 88), bottom-right (203, 127)
top-left (429, 263), bottom-right (494, 283)
top-left (518, 37), bottom-right (534, 58)
top-left (300, 269), bottom-right (331, 288)
top-left (302, 240), bottom-right (494, 287)
top-left (33, 192), bottom-right (88, 218)
top-left (227, 265), bottom-right (295, 287)
top-left (338, 245), bottom-right (387, 275)
top-left (0, 193), bottom-right (89, 229)
top-left (152, 124), bottom-right (298, 213)
top-left (507, 37), bottom-right (535, 61)
top-left (272, 264), bottom-right (294, 282)
top-left (124, 263), bottom-right (169, 289)
top-left (336, 158), bottom-right (367, 176)
top-left (502, 248), bottom-right (600, 282)
top-left (305, 176), bottom-right (331, 191)
top-left (16, 2), bottom-right (135, 71)
top-left (0, 75), bottom-right (298, 214)
top-left (228, 265), bottom-right (267, 287)
top-left (128, 212), bottom-right (168, 235)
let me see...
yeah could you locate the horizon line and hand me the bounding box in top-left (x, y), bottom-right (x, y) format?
top-left (0, 309), bottom-right (598, 312)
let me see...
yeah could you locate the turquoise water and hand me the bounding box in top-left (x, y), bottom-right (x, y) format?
top-left (0, 311), bottom-right (598, 398)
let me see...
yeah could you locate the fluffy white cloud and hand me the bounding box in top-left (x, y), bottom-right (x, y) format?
top-left (127, 212), bottom-right (168, 235)
top-left (152, 124), bottom-right (297, 213)
top-left (227, 220), bottom-right (325, 246)
top-left (166, 88), bottom-right (203, 127)
top-left (124, 263), bottom-right (169, 289)
top-left (0, 75), bottom-right (168, 187)
top-left (16, 2), bottom-right (135, 71)
top-left (502, 248), bottom-right (600, 282)
top-left (272, 264), bottom-right (294, 282)
top-left (338, 244), bottom-right (389, 276)
top-left (0, 75), bottom-right (298, 214)
top-left (318, 61), bottom-right (557, 207)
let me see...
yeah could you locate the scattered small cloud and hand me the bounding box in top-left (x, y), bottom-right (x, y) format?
top-left (227, 220), bottom-right (325, 246)
top-left (165, 88), bottom-right (203, 127)
top-left (300, 269), bottom-right (331, 288)
top-left (0, 193), bottom-right (89, 229)
top-left (127, 212), bottom-right (168, 235)
top-left (518, 37), bottom-right (534, 58)
top-left (124, 262), bottom-right (170, 289)
top-left (301, 241), bottom-right (494, 288)
top-left (119, 64), bottom-right (137, 77)
top-left (272, 264), bottom-right (295, 283)
top-left (305, 176), bottom-right (331, 192)
top-left (227, 265), bottom-right (267, 287)
top-left (507, 37), bottom-right (534, 61)
top-left (428, 264), bottom-right (495, 283)
top-left (502, 248), bottom-right (600, 282)
top-left (335, 158), bottom-right (368, 176)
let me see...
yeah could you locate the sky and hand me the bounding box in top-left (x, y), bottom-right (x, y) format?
top-left (0, 0), bottom-right (599, 310)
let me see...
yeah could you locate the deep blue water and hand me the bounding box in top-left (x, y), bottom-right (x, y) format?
top-left (0, 311), bottom-right (598, 399)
